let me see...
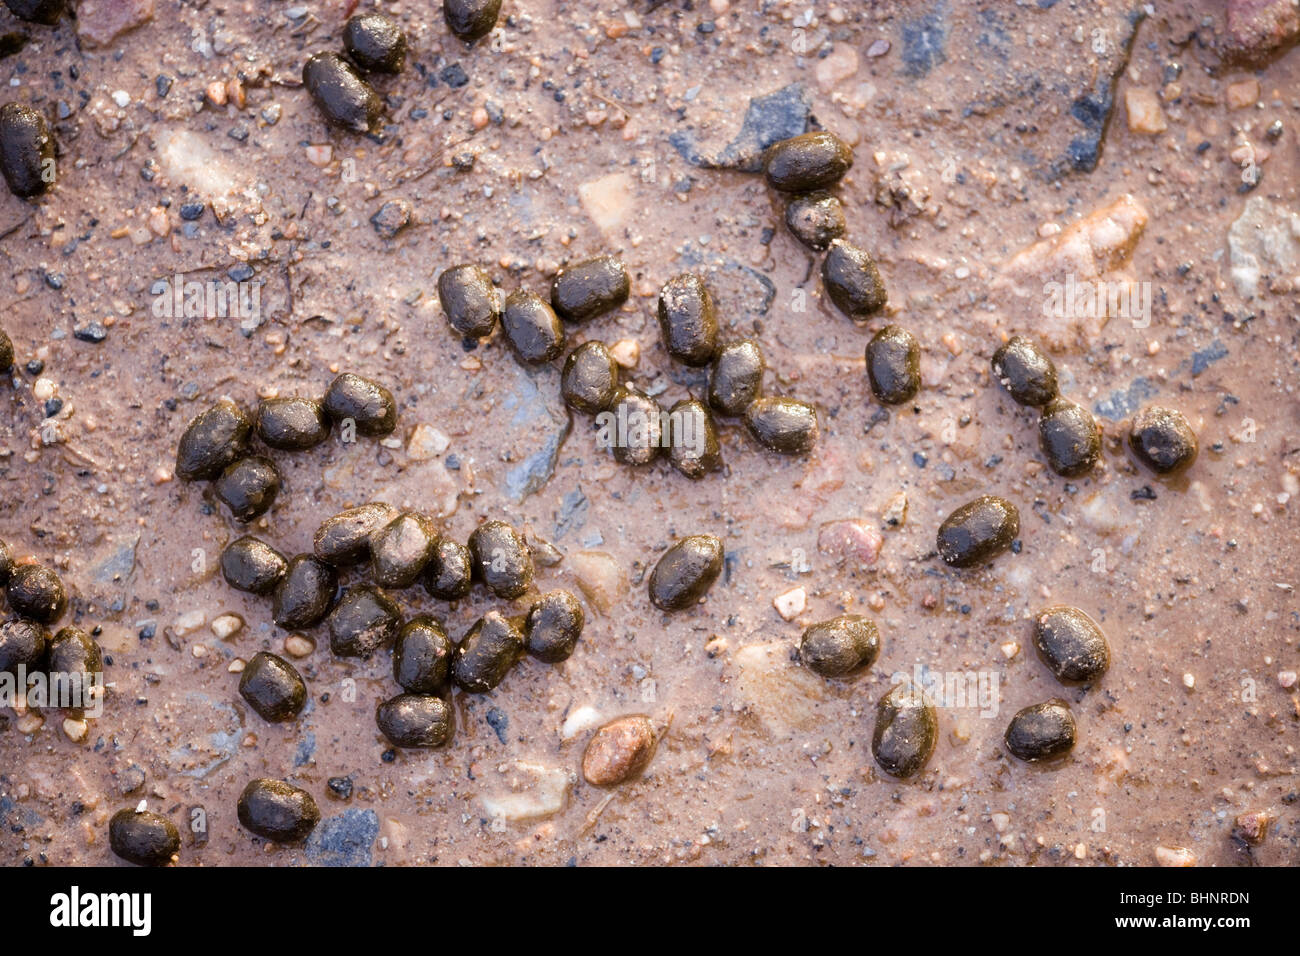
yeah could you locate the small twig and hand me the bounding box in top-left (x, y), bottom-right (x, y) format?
top-left (578, 793), bottom-right (616, 836)
top-left (590, 90), bottom-right (632, 117)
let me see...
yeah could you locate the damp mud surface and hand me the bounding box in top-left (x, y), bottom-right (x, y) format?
top-left (1, 0), bottom-right (1298, 866)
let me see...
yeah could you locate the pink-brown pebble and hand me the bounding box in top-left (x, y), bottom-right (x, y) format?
top-left (582, 715), bottom-right (657, 787)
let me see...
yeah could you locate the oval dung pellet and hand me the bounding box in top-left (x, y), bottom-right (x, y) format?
top-left (1038, 398), bottom-right (1101, 478)
top-left (468, 520), bottom-right (534, 599)
top-left (784, 191), bottom-right (846, 251)
top-left (648, 534), bottom-right (723, 611)
top-left (221, 536), bottom-right (288, 595)
top-left (343, 12), bottom-right (407, 73)
top-left (502, 289), bottom-right (565, 363)
top-left (799, 615), bottom-right (880, 679)
top-left (444, 0), bottom-right (501, 42)
top-left (322, 372), bottom-right (397, 437)
top-left (451, 610), bottom-right (524, 693)
top-left (326, 585), bottom-right (401, 659)
top-left (1005, 699), bottom-right (1076, 762)
top-left (175, 399), bottom-right (253, 481)
top-left (657, 272), bottom-right (719, 367)
top-left (872, 682), bottom-right (937, 779)
top-left (1033, 606), bottom-right (1109, 684)
top-left (865, 325), bottom-right (920, 405)
top-left (0, 103), bottom-right (55, 198)
top-left (392, 615), bottom-right (453, 693)
top-left (936, 495), bottom-right (1019, 568)
top-left (605, 386), bottom-right (664, 467)
top-left (108, 808), bottom-right (179, 867)
top-left (256, 397), bottom-right (330, 450)
top-left (370, 512), bottom-right (437, 589)
top-left (523, 589), bottom-right (585, 663)
top-left (272, 555), bottom-right (337, 629)
top-left (763, 131), bottom-right (853, 193)
top-left (708, 340), bottom-right (765, 417)
top-left (314, 502), bottom-right (400, 567)
top-left (1129, 405), bottom-right (1198, 475)
top-left (561, 341), bottom-right (619, 414)
top-left (237, 778), bottom-right (320, 843)
top-left (302, 52), bottom-right (382, 134)
top-left (744, 396), bottom-right (819, 455)
top-left (0, 617), bottom-right (48, 675)
top-left (550, 255), bottom-right (629, 323)
top-left (438, 264), bottom-right (500, 340)
top-left (991, 336), bottom-right (1058, 407)
top-left (822, 240), bottom-right (887, 319)
top-left (5, 563), bottom-right (65, 624)
top-left (667, 398), bottom-right (722, 480)
top-left (213, 456), bottom-right (281, 522)
top-left (238, 651), bottom-right (307, 722)
top-left (2, 0), bottom-right (65, 25)
top-left (423, 538), bottom-right (473, 600)
top-left (376, 693), bottom-right (455, 748)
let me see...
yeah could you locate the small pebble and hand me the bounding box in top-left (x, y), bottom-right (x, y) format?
top-left (582, 714), bottom-right (657, 786)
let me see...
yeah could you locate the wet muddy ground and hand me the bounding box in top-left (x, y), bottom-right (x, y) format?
top-left (1, 0), bottom-right (1298, 866)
